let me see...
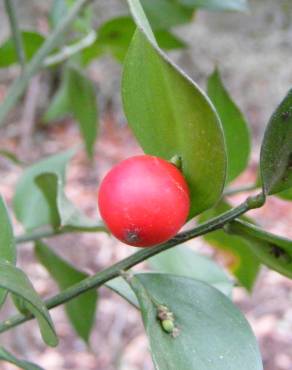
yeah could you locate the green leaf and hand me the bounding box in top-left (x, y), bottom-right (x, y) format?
top-left (228, 219), bottom-right (292, 280)
top-left (106, 277), bottom-right (139, 308)
top-left (179, 0), bottom-right (249, 11)
top-left (207, 69), bottom-right (250, 183)
top-left (43, 71), bottom-right (71, 123)
top-left (148, 246), bottom-right (233, 296)
top-left (50, 0), bottom-right (67, 29)
top-left (260, 89), bottom-right (292, 195)
top-left (67, 66), bottom-right (98, 158)
top-left (0, 261), bottom-right (58, 346)
top-left (0, 347), bottom-right (44, 370)
top-left (277, 187), bottom-right (292, 200)
top-left (35, 172), bottom-right (106, 232)
top-left (127, 273), bottom-right (263, 370)
top-left (13, 148), bottom-right (75, 231)
top-left (0, 31), bottom-right (45, 68)
top-left (140, 0), bottom-right (194, 30)
top-left (0, 196), bottom-right (16, 307)
top-left (35, 241), bottom-right (98, 342)
top-left (123, 0), bottom-right (227, 218)
top-left (199, 201), bottom-right (260, 290)
top-left (0, 149), bottom-right (26, 166)
top-left (82, 17), bottom-right (186, 64)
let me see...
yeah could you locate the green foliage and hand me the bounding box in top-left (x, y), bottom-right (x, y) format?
top-left (0, 31), bottom-right (45, 68)
top-left (260, 89), bottom-right (292, 195)
top-left (35, 172), bottom-right (105, 232)
top-left (0, 261), bottom-right (58, 346)
top-left (0, 347), bottom-right (44, 370)
top-left (123, 0), bottom-right (227, 218)
top-left (228, 220), bottom-right (292, 280)
top-left (82, 16), bottom-right (186, 64)
top-left (148, 245), bottom-right (233, 296)
top-left (44, 66), bottom-right (99, 158)
top-left (126, 273), bottom-right (263, 370)
top-left (0, 196), bottom-right (16, 307)
top-left (35, 241), bottom-right (98, 342)
top-left (207, 69), bottom-right (250, 183)
top-left (13, 148), bottom-right (75, 230)
top-left (200, 202), bottom-right (260, 290)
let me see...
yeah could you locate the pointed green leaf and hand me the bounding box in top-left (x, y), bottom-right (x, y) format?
top-left (123, 0), bottom-right (227, 218)
top-left (140, 0), bottom-right (194, 30)
top-left (67, 66), bottom-right (98, 159)
top-left (260, 89), bottom-right (292, 195)
top-left (179, 0), bottom-right (249, 11)
top-left (35, 172), bottom-right (106, 232)
top-left (0, 196), bottom-right (16, 307)
top-left (228, 219), bottom-right (292, 280)
top-left (0, 262), bottom-right (58, 346)
top-left (199, 202), bottom-right (260, 290)
top-left (207, 69), bottom-right (250, 182)
top-left (13, 148), bottom-right (75, 231)
top-left (127, 273), bottom-right (263, 370)
top-left (0, 347), bottom-right (44, 370)
top-left (35, 241), bottom-right (98, 342)
top-left (148, 246), bottom-right (233, 296)
top-left (0, 31), bottom-right (45, 68)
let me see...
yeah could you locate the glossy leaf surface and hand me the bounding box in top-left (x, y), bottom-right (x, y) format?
top-left (260, 89), bottom-right (292, 195)
top-left (128, 273), bottom-right (263, 370)
top-left (148, 245), bottom-right (233, 296)
top-left (123, 0), bottom-right (227, 218)
top-left (0, 261), bottom-right (58, 346)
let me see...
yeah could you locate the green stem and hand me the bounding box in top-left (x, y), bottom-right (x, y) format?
top-left (224, 184), bottom-right (258, 196)
top-left (0, 0), bottom-right (92, 125)
top-left (4, 0), bottom-right (26, 69)
top-left (0, 195), bottom-right (261, 334)
top-left (44, 30), bottom-right (97, 67)
top-left (15, 228), bottom-right (61, 244)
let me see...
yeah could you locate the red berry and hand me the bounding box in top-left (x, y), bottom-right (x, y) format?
top-left (98, 155), bottom-right (190, 247)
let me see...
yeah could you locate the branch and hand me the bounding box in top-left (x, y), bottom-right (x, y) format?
top-left (4, 0), bottom-right (26, 69)
top-left (224, 183), bottom-right (258, 196)
top-left (0, 194), bottom-right (264, 334)
top-left (44, 30), bottom-right (97, 67)
top-left (0, 0), bottom-right (92, 125)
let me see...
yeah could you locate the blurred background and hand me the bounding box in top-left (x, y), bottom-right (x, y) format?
top-left (1, 0), bottom-right (292, 369)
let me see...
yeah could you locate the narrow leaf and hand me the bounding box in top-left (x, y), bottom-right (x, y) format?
top-left (0, 196), bottom-right (16, 307)
top-left (148, 246), bottom-right (233, 296)
top-left (228, 219), bottom-right (292, 280)
top-left (199, 201), bottom-right (260, 290)
top-left (0, 149), bottom-right (26, 166)
top-left (35, 241), bottom-right (98, 342)
top-left (13, 148), bottom-right (75, 231)
top-left (123, 0), bottom-right (227, 218)
top-left (35, 172), bottom-right (106, 232)
top-left (0, 347), bottom-right (44, 370)
top-left (260, 89), bottom-right (292, 195)
top-left (67, 66), bottom-right (98, 159)
top-left (0, 261), bottom-right (58, 346)
top-left (207, 69), bottom-right (250, 182)
top-left (106, 277), bottom-right (139, 308)
top-left (127, 273), bottom-right (263, 370)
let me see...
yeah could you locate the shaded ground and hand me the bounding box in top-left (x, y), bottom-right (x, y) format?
top-left (1, 0), bottom-right (292, 369)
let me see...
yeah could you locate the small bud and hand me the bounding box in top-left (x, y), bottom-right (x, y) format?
top-left (161, 319), bottom-right (175, 333)
top-left (246, 193), bottom-right (265, 209)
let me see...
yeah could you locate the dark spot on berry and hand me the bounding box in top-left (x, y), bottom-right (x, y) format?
top-left (125, 229), bottom-right (140, 243)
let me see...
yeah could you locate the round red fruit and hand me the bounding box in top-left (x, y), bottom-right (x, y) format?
top-left (98, 155), bottom-right (190, 247)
